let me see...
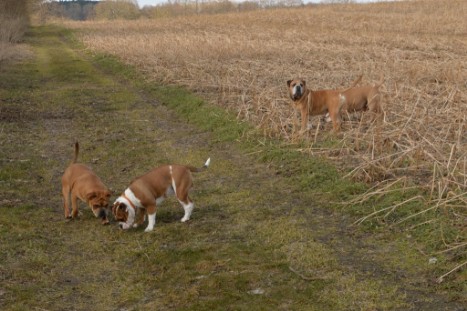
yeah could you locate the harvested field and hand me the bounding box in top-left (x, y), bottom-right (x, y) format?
top-left (63, 0), bottom-right (466, 254)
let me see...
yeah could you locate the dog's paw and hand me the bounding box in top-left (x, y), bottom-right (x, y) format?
top-left (181, 217), bottom-right (190, 223)
top-left (144, 227), bottom-right (154, 233)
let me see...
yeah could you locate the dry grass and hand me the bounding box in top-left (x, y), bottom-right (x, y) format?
top-left (0, 0), bottom-right (31, 63)
top-left (62, 0), bottom-right (466, 250)
top-left (0, 42), bottom-right (32, 63)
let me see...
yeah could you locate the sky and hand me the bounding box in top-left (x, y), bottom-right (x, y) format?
top-left (136, 0), bottom-right (158, 7)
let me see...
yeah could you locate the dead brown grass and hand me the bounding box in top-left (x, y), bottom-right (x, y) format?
top-left (0, 42), bottom-right (32, 63)
top-left (0, 0), bottom-right (32, 63)
top-left (62, 0), bottom-right (465, 245)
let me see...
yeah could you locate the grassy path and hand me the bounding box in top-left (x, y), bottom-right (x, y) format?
top-left (0, 26), bottom-right (464, 310)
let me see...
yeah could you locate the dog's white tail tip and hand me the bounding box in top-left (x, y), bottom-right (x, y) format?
top-left (204, 157), bottom-right (211, 167)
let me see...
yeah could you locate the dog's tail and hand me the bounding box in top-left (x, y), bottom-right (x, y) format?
top-left (187, 158), bottom-right (211, 173)
top-left (341, 74), bottom-right (363, 92)
top-left (350, 74), bottom-right (363, 88)
top-left (72, 142), bottom-right (79, 164)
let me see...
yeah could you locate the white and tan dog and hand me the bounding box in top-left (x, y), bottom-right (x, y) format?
top-left (112, 158), bottom-right (210, 232)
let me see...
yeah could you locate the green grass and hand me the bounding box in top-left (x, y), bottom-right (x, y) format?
top-left (0, 25), bottom-right (464, 310)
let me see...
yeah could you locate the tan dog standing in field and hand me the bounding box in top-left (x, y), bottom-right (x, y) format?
top-left (61, 142), bottom-right (111, 224)
top-left (112, 158), bottom-right (210, 232)
top-left (287, 76), bottom-right (361, 132)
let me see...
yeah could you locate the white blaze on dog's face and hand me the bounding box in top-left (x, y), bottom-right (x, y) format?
top-left (112, 201), bottom-right (135, 230)
top-left (287, 79), bottom-right (306, 101)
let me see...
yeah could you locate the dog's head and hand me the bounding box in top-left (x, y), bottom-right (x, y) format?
top-left (86, 190), bottom-right (111, 224)
top-left (287, 79), bottom-right (307, 101)
top-left (112, 199), bottom-right (135, 230)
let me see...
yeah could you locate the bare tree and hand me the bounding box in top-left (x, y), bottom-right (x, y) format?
top-left (0, 0), bottom-right (31, 43)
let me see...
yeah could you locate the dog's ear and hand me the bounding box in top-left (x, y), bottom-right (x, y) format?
top-left (116, 202), bottom-right (127, 213)
top-left (287, 80), bottom-right (292, 87)
top-left (112, 202), bottom-right (124, 217)
top-left (86, 192), bottom-right (97, 201)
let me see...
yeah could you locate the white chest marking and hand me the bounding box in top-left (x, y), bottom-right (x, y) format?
top-left (124, 188), bottom-right (143, 208)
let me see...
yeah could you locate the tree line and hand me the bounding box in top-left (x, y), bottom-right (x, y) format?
top-left (40, 0), bottom-right (309, 21)
top-left (0, 0), bottom-right (355, 44)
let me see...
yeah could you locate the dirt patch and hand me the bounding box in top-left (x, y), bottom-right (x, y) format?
top-left (0, 102), bottom-right (74, 122)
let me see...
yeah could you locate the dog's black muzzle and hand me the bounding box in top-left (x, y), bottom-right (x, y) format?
top-left (292, 86), bottom-right (303, 100)
top-left (98, 209), bottom-right (107, 219)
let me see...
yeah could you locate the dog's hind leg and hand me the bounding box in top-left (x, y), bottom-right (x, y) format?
top-left (329, 97), bottom-right (343, 132)
top-left (181, 200), bottom-right (194, 223)
top-left (367, 92), bottom-right (383, 123)
top-left (178, 192), bottom-right (194, 223)
top-left (71, 193), bottom-right (79, 218)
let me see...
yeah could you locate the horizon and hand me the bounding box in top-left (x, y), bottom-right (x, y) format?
top-left (136, 0), bottom-right (388, 8)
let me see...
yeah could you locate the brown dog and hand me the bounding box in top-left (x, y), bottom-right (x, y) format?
top-left (340, 75), bottom-right (385, 121)
top-left (112, 158), bottom-right (210, 232)
top-left (287, 76), bottom-right (361, 132)
top-left (61, 142), bottom-right (111, 224)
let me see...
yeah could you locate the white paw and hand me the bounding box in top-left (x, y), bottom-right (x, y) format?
top-left (132, 223), bottom-right (139, 228)
top-left (181, 217), bottom-right (189, 223)
top-left (144, 227), bottom-right (153, 232)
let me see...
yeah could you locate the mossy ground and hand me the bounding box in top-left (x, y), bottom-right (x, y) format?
top-left (0, 26), bottom-right (464, 310)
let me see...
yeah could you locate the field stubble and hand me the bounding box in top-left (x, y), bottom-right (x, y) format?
top-left (64, 0), bottom-right (466, 274)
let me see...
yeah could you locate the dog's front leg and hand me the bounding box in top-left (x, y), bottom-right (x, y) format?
top-left (133, 207), bottom-right (146, 228)
top-left (144, 204), bottom-right (157, 232)
top-left (300, 107), bottom-right (309, 134)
